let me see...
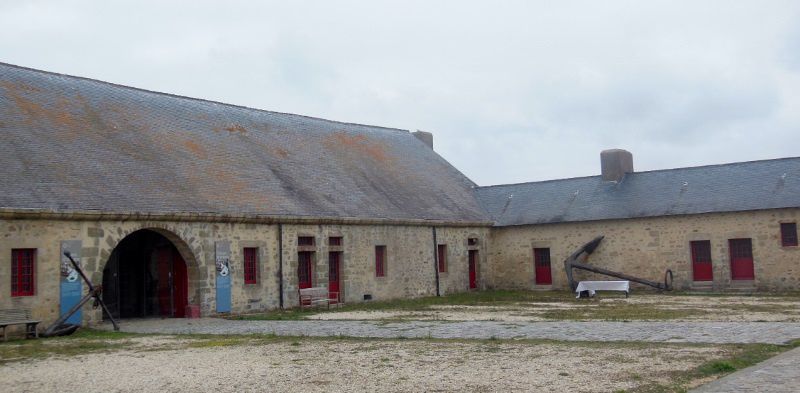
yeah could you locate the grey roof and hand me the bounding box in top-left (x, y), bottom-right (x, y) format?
top-left (475, 157), bottom-right (800, 226)
top-left (0, 63), bottom-right (490, 224)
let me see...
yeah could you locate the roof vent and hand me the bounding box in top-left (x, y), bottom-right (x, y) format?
top-left (600, 149), bottom-right (633, 182)
top-left (412, 130), bottom-right (433, 149)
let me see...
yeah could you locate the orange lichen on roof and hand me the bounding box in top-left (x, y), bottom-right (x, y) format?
top-left (183, 139), bottom-right (208, 159)
top-left (324, 131), bottom-right (391, 163)
top-left (214, 124), bottom-right (247, 134)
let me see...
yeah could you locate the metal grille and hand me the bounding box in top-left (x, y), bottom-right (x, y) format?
top-left (437, 244), bottom-right (447, 273)
top-left (690, 241), bottom-right (712, 264)
top-left (243, 247), bottom-right (258, 284)
top-left (298, 252), bottom-right (313, 286)
top-left (298, 236), bottom-right (315, 246)
top-left (730, 239), bottom-right (753, 259)
top-left (781, 223), bottom-right (798, 247)
top-left (375, 246), bottom-right (386, 277)
top-left (328, 252), bottom-right (339, 281)
top-left (329, 237), bottom-right (342, 246)
top-left (534, 248), bottom-right (551, 267)
top-left (11, 249), bottom-right (35, 297)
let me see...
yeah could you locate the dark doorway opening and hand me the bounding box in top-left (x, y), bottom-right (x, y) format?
top-left (102, 229), bottom-right (188, 319)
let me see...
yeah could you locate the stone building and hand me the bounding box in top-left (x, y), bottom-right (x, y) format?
top-left (1, 63), bottom-right (798, 327)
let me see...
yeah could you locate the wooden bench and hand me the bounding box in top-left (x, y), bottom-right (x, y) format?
top-left (299, 287), bottom-right (340, 309)
top-left (0, 309), bottom-right (40, 341)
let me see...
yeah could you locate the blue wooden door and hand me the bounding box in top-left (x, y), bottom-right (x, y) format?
top-left (215, 241), bottom-right (232, 313)
top-left (60, 240), bottom-right (82, 325)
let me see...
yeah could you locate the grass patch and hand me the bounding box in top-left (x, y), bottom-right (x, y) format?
top-left (0, 329), bottom-right (143, 364)
top-left (630, 340), bottom-right (800, 393)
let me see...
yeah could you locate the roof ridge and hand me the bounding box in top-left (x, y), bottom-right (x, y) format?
top-left (477, 156), bottom-right (800, 190)
top-left (0, 61), bottom-right (409, 134)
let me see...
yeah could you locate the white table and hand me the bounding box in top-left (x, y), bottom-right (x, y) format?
top-left (575, 280), bottom-right (630, 298)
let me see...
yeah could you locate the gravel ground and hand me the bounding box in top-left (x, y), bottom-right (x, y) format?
top-left (0, 337), bottom-right (726, 393)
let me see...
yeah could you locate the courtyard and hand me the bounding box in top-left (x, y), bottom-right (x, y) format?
top-left (2, 291), bottom-right (799, 392)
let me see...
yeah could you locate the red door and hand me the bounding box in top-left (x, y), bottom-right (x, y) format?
top-left (690, 240), bottom-right (713, 281)
top-left (468, 250), bottom-right (478, 289)
top-left (729, 239), bottom-right (754, 280)
top-left (534, 248), bottom-right (552, 285)
top-left (298, 252), bottom-right (313, 289)
top-left (328, 252), bottom-right (341, 302)
top-left (172, 251), bottom-right (188, 318)
top-left (156, 247), bottom-right (173, 317)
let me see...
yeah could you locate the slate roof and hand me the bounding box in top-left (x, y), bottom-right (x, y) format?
top-left (0, 62), bottom-right (490, 224)
top-left (475, 157), bottom-right (800, 226)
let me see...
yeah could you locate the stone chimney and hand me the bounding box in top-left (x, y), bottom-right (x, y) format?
top-left (600, 149), bottom-right (633, 182)
top-left (412, 130), bottom-right (433, 149)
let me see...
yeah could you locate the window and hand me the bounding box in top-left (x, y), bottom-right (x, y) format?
top-left (375, 245), bottom-right (386, 277)
top-left (781, 223), bottom-right (798, 247)
top-left (298, 236), bottom-right (315, 246)
top-left (437, 244), bottom-right (447, 273)
top-left (329, 236), bottom-right (342, 246)
top-left (11, 249), bottom-right (35, 297)
top-left (243, 247), bottom-right (258, 284)
top-left (467, 238), bottom-right (478, 246)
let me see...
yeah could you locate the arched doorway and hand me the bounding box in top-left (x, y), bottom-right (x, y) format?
top-left (102, 229), bottom-right (189, 319)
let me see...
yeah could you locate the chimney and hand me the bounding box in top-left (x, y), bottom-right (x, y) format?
top-left (600, 149), bottom-right (633, 182)
top-left (412, 130), bottom-right (433, 149)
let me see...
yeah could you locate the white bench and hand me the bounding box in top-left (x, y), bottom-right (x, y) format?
top-left (299, 287), bottom-right (340, 309)
top-left (575, 280), bottom-right (630, 298)
top-left (0, 308), bottom-right (40, 341)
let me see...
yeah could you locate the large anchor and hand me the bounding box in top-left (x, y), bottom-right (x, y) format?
top-left (42, 252), bottom-right (120, 337)
top-left (564, 235), bottom-right (673, 292)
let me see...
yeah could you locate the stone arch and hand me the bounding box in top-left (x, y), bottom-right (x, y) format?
top-left (100, 225), bottom-right (205, 319)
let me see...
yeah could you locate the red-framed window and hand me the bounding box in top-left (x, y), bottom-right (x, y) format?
top-left (437, 244), bottom-right (447, 273)
top-left (329, 236), bottom-right (342, 246)
top-left (11, 249), bottom-right (35, 297)
top-left (375, 246), bottom-right (386, 277)
top-left (781, 223), bottom-right (798, 247)
top-left (298, 236), bottom-right (315, 246)
top-left (243, 247), bottom-right (258, 285)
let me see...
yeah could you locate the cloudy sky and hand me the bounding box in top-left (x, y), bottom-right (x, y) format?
top-left (2, 1), bottom-right (799, 185)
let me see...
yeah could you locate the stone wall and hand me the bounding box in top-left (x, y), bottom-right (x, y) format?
top-left (487, 208), bottom-right (800, 291)
top-left (0, 218), bottom-right (488, 326)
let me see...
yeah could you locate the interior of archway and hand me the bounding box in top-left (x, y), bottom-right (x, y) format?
top-left (102, 229), bottom-right (188, 319)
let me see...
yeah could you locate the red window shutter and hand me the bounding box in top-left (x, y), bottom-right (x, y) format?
top-left (781, 223), bottom-right (798, 247)
top-left (437, 245), bottom-right (447, 273)
top-left (11, 249), bottom-right (35, 297)
top-left (375, 246), bottom-right (386, 277)
top-left (243, 247), bottom-right (258, 284)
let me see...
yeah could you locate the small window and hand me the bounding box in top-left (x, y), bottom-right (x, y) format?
top-left (329, 236), bottom-right (342, 246)
top-left (243, 247), bottom-right (258, 285)
top-left (298, 236), bottom-right (315, 246)
top-left (375, 245), bottom-right (386, 277)
top-left (781, 223), bottom-right (798, 247)
top-left (11, 249), bottom-right (35, 297)
top-left (437, 244), bottom-right (447, 273)
top-left (467, 238), bottom-right (478, 246)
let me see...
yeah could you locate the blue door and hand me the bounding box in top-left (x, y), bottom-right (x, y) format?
top-left (215, 241), bottom-right (232, 313)
top-left (60, 240), bottom-right (83, 325)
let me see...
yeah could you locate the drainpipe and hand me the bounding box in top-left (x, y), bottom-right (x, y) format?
top-left (278, 223), bottom-right (284, 309)
top-left (432, 226), bottom-right (440, 297)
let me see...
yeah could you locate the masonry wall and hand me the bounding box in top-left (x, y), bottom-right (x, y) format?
top-left (0, 218), bottom-right (488, 327)
top-left (487, 208), bottom-right (800, 292)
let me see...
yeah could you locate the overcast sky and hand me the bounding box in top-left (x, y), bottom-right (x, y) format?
top-left (2, 1), bottom-right (799, 185)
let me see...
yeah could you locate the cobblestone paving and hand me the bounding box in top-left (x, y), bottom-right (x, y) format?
top-left (103, 318), bottom-right (800, 344)
top-left (690, 346), bottom-right (800, 393)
